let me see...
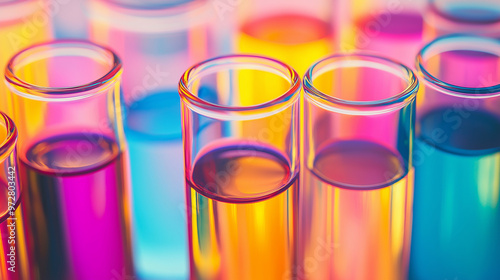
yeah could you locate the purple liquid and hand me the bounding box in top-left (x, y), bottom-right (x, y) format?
top-left (20, 133), bottom-right (132, 280)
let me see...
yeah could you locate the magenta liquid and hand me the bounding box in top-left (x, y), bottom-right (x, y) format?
top-left (20, 133), bottom-right (133, 280)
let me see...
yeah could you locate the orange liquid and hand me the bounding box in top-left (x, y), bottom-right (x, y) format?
top-left (187, 143), bottom-right (297, 280)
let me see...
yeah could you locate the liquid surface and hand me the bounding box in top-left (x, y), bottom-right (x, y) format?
top-left (312, 140), bottom-right (406, 189)
top-left (25, 132), bottom-right (119, 175)
top-left (438, 4), bottom-right (500, 23)
top-left (242, 14), bottom-right (331, 44)
top-left (21, 134), bottom-right (132, 280)
top-left (357, 12), bottom-right (423, 36)
top-left (300, 140), bottom-right (412, 280)
top-left (420, 108), bottom-right (500, 155)
top-left (411, 109), bottom-right (500, 279)
top-left (126, 91), bottom-right (182, 139)
top-left (125, 95), bottom-right (189, 279)
top-left (353, 12), bottom-right (423, 66)
top-left (191, 144), bottom-right (294, 203)
top-left (239, 13), bottom-right (332, 74)
top-left (188, 143), bottom-right (297, 280)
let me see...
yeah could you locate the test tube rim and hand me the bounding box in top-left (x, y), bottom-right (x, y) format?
top-left (179, 54), bottom-right (301, 120)
top-left (5, 39), bottom-right (122, 101)
top-left (0, 112), bottom-right (17, 162)
top-left (97, 0), bottom-right (207, 12)
top-left (416, 34), bottom-right (500, 98)
top-left (0, 111), bottom-right (18, 224)
top-left (428, 0), bottom-right (500, 25)
top-left (0, 0), bottom-right (39, 22)
top-left (303, 53), bottom-right (418, 114)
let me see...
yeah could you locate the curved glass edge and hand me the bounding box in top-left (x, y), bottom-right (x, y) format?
top-left (416, 34), bottom-right (500, 98)
top-left (89, 0), bottom-right (211, 33)
top-left (303, 53), bottom-right (418, 115)
top-left (179, 54), bottom-right (301, 121)
top-left (5, 40), bottom-right (123, 102)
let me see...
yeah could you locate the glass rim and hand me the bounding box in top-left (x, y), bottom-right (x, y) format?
top-left (0, 0), bottom-right (38, 21)
top-left (179, 54), bottom-right (301, 120)
top-left (100, 0), bottom-right (207, 12)
top-left (0, 111), bottom-right (17, 161)
top-left (5, 40), bottom-right (122, 101)
top-left (416, 34), bottom-right (500, 98)
top-left (89, 0), bottom-right (210, 33)
top-left (0, 111), bottom-right (18, 223)
top-left (428, 1), bottom-right (500, 25)
top-left (303, 53), bottom-right (418, 113)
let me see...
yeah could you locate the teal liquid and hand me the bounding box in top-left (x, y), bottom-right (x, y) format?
top-left (125, 92), bottom-right (187, 280)
top-left (410, 108), bottom-right (500, 280)
top-left (125, 87), bottom-right (217, 280)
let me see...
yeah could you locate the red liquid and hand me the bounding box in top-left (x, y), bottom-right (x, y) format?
top-left (187, 143), bottom-right (297, 280)
top-left (20, 133), bottom-right (133, 280)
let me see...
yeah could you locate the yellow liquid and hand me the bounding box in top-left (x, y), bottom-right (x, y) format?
top-left (188, 144), bottom-right (297, 280)
top-left (300, 141), bottom-right (413, 280)
top-left (239, 14), bottom-right (333, 75)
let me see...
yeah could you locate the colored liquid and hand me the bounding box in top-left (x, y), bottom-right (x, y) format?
top-left (239, 14), bottom-right (333, 75)
top-left (187, 143), bottom-right (297, 280)
top-left (352, 12), bottom-right (423, 66)
top-left (437, 4), bottom-right (500, 24)
top-left (125, 91), bottom-right (188, 280)
top-left (0, 181), bottom-right (29, 280)
top-left (299, 140), bottom-right (413, 280)
top-left (410, 109), bottom-right (500, 280)
top-left (19, 133), bottom-right (132, 280)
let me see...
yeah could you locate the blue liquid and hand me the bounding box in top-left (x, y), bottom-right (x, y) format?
top-left (410, 108), bottom-right (500, 279)
top-left (125, 91), bottom-right (187, 280)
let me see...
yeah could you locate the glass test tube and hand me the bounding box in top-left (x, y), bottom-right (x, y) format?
top-left (337, 0), bottom-right (425, 66)
top-left (410, 35), bottom-right (500, 280)
top-left (300, 54), bottom-right (417, 280)
top-left (51, 0), bottom-right (88, 39)
top-left (237, 0), bottom-right (334, 75)
top-left (88, 2), bottom-right (228, 278)
top-left (5, 40), bottom-right (132, 280)
top-left (179, 55), bottom-right (300, 280)
top-left (0, 112), bottom-right (29, 280)
top-left (0, 0), bottom-right (52, 112)
top-left (424, 0), bottom-right (500, 39)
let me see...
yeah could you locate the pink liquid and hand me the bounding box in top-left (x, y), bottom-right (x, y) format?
top-left (20, 133), bottom-right (133, 280)
top-left (354, 12), bottom-right (423, 66)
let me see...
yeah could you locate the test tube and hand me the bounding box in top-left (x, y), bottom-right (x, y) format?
top-left (0, 112), bottom-right (29, 280)
top-left (237, 0), bottom-right (333, 75)
top-left (88, 2), bottom-right (227, 277)
top-left (5, 40), bottom-right (132, 280)
top-left (300, 54), bottom-right (417, 280)
top-left (179, 55), bottom-right (300, 280)
top-left (424, 0), bottom-right (500, 39)
top-left (0, 0), bottom-right (52, 111)
top-left (410, 35), bottom-right (500, 280)
top-left (337, 0), bottom-right (425, 66)
top-left (51, 0), bottom-right (88, 39)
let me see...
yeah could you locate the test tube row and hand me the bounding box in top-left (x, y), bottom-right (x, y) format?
top-left (0, 1), bottom-right (499, 280)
